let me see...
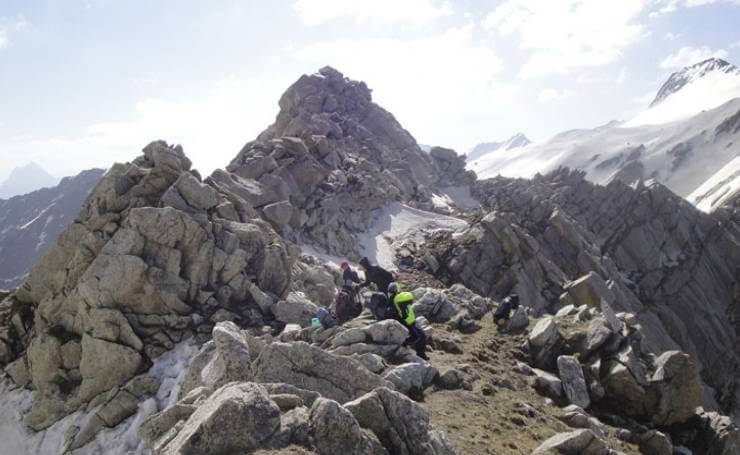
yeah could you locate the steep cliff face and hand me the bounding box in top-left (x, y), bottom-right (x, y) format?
top-left (419, 169), bottom-right (740, 416)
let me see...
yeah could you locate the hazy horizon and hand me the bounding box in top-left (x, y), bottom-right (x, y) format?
top-left (1, 0), bottom-right (739, 180)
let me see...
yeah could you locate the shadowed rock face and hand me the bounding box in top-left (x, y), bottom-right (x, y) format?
top-left (0, 168), bottom-right (105, 289)
top-left (424, 168), bottom-right (740, 417)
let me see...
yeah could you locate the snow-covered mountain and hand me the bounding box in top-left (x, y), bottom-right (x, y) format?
top-left (0, 162), bottom-right (58, 199)
top-left (467, 133), bottom-right (531, 163)
top-left (0, 168), bottom-right (105, 289)
top-left (469, 58), bottom-right (740, 211)
top-left (650, 58), bottom-right (740, 107)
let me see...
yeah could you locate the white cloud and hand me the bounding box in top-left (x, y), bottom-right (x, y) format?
top-left (660, 45), bottom-right (729, 69)
top-left (293, 25), bottom-right (522, 151)
top-left (731, 40), bottom-right (740, 48)
top-left (538, 88), bottom-right (573, 103)
top-left (0, 74), bottom-right (294, 177)
top-left (14, 19), bottom-right (30, 31)
top-left (293, 0), bottom-right (453, 26)
top-left (483, 0), bottom-right (649, 78)
top-left (654, 0), bottom-right (740, 15)
top-left (616, 67), bottom-right (628, 84)
top-left (0, 30), bottom-right (7, 50)
top-left (630, 90), bottom-right (656, 105)
top-left (663, 32), bottom-right (681, 41)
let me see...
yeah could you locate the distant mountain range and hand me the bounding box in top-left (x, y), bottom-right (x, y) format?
top-left (0, 168), bottom-right (105, 289)
top-left (468, 133), bottom-right (531, 163)
top-left (468, 58), bottom-right (740, 212)
top-left (0, 162), bottom-right (59, 199)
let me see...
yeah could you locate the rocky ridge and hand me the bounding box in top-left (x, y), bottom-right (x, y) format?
top-left (0, 168), bottom-right (105, 289)
top-left (0, 67), bottom-right (738, 454)
top-left (411, 169), bottom-right (740, 421)
top-left (226, 66), bottom-right (475, 256)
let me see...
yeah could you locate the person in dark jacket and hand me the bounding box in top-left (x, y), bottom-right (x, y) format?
top-left (358, 257), bottom-right (395, 295)
top-left (493, 293), bottom-right (519, 328)
top-left (340, 260), bottom-right (361, 290)
top-left (387, 282), bottom-right (429, 360)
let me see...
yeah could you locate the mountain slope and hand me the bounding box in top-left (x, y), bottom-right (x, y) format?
top-left (0, 162), bottom-right (58, 199)
top-left (469, 59), bottom-right (740, 208)
top-left (467, 133), bottom-right (531, 163)
top-left (0, 168), bottom-right (105, 289)
top-left (0, 67), bottom-right (737, 455)
top-left (650, 58), bottom-right (740, 107)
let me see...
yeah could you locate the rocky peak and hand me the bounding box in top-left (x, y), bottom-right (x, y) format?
top-left (0, 162), bottom-right (58, 199)
top-left (227, 67), bottom-right (476, 257)
top-left (650, 57), bottom-right (740, 107)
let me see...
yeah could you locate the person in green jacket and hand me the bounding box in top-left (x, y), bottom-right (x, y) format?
top-left (387, 282), bottom-right (429, 361)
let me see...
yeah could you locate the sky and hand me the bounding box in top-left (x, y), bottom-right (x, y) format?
top-left (0, 0), bottom-right (739, 180)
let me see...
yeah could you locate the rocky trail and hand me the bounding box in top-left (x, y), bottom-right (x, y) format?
top-left (0, 66), bottom-right (738, 454)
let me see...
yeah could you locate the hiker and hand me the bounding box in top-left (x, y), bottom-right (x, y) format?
top-left (316, 307), bottom-right (338, 329)
top-left (337, 260), bottom-right (362, 324)
top-left (387, 282), bottom-right (429, 360)
top-left (340, 260), bottom-right (361, 290)
top-left (493, 293), bottom-right (519, 329)
top-left (368, 292), bottom-right (393, 321)
top-left (358, 257), bottom-right (395, 296)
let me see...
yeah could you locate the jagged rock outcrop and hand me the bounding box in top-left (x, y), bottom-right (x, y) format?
top-left (3, 64), bottom-right (740, 454)
top-left (226, 66), bottom-right (475, 257)
top-left (0, 141), bottom-right (295, 433)
top-left (420, 169), bottom-right (740, 417)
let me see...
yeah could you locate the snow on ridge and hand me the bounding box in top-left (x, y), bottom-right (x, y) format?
top-left (357, 202), bottom-right (468, 271)
top-left (624, 67), bottom-right (740, 128)
top-left (16, 203), bottom-right (56, 231)
top-left (0, 339), bottom-right (199, 455)
top-left (687, 156), bottom-right (740, 212)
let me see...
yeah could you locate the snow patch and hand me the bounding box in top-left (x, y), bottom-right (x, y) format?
top-left (357, 202), bottom-right (467, 270)
top-left (0, 339), bottom-right (199, 455)
top-left (687, 156), bottom-right (740, 212)
top-left (16, 203), bottom-right (56, 230)
top-left (624, 70), bottom-right (740, 127)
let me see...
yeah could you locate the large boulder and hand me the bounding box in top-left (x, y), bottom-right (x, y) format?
top-left (309, 398), bottom-right (386, 455)
top-left (78, 335), bottom-right (143, 402)
top-left (412, 288), bottom-right (458, 322)
top-left (564, 272), bottom-right (614, 309)
top-left (253, 342), bottom-right (392, 403)
top-left (532, 429), bottom-right (609, 454)
top-left (159, 382), bottom-right (281, 455)
top-left (557, 355), bottom-right (590, 409)
top-left (649, 351), bottom-right (702, 426)
top-left (383, 363), bottom-right (437, 396)
top-left (345, 387), bottom-right (456, 455)
top-left (528, 317), bottom-right (564, 370)
top-left (365, 319), bottom-right (409, 345)
top-left (274, 292), bottom-right (319, 327)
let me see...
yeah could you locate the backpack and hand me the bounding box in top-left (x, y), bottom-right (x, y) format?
top-left (335, 289), bottom-right (362, 323)
top-left (369, 293), bottom-right (392, 321)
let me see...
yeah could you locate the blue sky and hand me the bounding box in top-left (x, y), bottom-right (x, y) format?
top-left (1, 0), bottom-right (739, 179)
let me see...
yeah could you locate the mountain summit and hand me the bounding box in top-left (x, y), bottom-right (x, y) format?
top-left (468, 133), bottom-right (531, 162)
top-left (650, 58), bottom-right (739, 107)
top-left (0, 162), bottom-right (58, 199)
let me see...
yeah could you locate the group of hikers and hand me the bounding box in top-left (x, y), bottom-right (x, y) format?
top-left (314, 257), bottom-right (523, 363)
top-left (315, 257), bottom-right (429, 360)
